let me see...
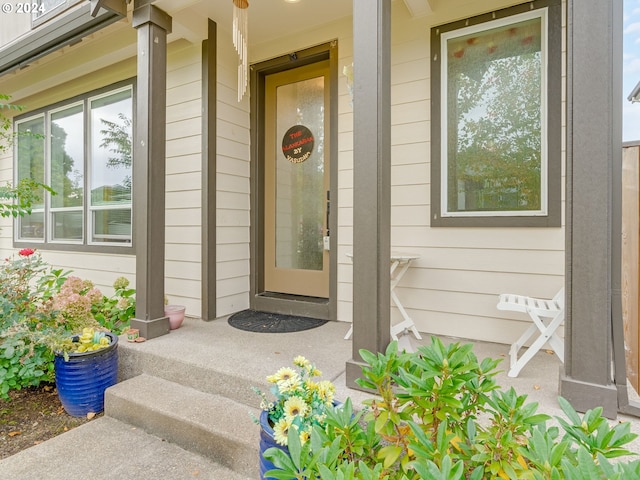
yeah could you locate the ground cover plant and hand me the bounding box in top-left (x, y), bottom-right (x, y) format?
top-left (264, 339), bottom-right (640, 479)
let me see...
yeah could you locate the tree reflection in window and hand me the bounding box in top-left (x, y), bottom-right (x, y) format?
top-left (445, 15), bottom-right (544, 213)
top-left (100, 114), bottom-right (132, 191)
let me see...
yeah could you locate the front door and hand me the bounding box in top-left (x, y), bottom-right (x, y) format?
top-left (263, 60), bottom-right (330, 298)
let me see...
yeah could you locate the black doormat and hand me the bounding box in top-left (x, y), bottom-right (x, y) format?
top-left (228, 310), bottom-right (328, 333)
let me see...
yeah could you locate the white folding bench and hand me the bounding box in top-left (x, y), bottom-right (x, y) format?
top-left (497, 288), bottom-right (564, 377)
top-left (344, 253), bottom-right (422, 344)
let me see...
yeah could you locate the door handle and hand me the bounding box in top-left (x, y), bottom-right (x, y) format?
top-left (326, 190), bottom-right (330, 237)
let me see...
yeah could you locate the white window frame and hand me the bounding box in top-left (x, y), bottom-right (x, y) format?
top-left (48, 100), bottom-right (85, 244)
top-left (87, 86), bottom-right (134, 246)
top-left (14, 113), bottom-right (46, 241)
top-left (439, 9), bottom-right (549, 219)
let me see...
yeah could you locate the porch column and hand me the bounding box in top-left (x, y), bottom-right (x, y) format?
top-left (346, 0), bottom-right (392, 389)
top-left (560, 0), bottom-right (622, 418)
top-left (129, 1), bottom-right (172, 340)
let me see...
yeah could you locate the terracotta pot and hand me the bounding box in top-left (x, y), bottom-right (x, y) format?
top-left (164, 305), bottom-right (186, 330)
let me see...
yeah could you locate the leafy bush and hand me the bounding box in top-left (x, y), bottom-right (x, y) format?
top-left (0, 250), bottom-right (135, 398)
top-left (91, 276), bottom-right (135, 335)
top-left (264, 339), bottom-right (640, 479)
top-left (0, 302), bottom-right (55, 397)
top-left (0, 178), bottom-right (54, 220)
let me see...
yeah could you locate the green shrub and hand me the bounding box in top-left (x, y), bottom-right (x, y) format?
top-left (0, 251), bottom-right (135, 398)
top-left (264, 339), bottom-right (640, 479)
top-left (91, 276), bottom-right (136, 335)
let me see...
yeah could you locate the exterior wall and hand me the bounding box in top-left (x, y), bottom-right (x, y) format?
top-left (252, 0), bottom-right (566, 345)
top-left (165, 39), bottom-right (203, 314)
top-left (389, 0), bottom-right (565, 344)
top-left (0, 0), bottom-right (566, 345)
top-left (0, 14), bottom-right (252, 316)
top-left (215, 27), bottom-right (251, 317)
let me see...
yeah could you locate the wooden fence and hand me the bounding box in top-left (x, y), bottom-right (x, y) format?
top-left (623, 143), bottom-right (640, 391)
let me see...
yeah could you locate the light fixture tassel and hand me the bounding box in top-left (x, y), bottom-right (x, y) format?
top-left (233, 0), bottom-right (249, 102)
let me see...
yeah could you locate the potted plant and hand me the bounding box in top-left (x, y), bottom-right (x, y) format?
top-left (43, 276), bottom-right (119, 417)
top-left (0, 251), bottom-right (135, 413)
top-left (53, 327), bottom-right (118, 417)
top-left (253, 356), bottom-right (338, 480)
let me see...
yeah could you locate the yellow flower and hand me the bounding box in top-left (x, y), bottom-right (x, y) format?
top-left (314, 413), bottom-right (327, 424)
top-left (256, 356), bottom-right (338, 449)
top-left (273, 418), bottom-right (292, 446)
top-left (284, 396), bottom-right (309, 421)
top-left (278, 375), bottom-right (302, 394)
top-left (317, 380), bottom-right (335, 404)
top-left (272, 367), bottom-right (297, 383)
top-left (299, 429), bottom-right (310, 445)
top-left (293, 356), bottom-right (309, 368)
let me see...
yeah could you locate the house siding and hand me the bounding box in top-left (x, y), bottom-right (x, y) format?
top-left (165, 39), bottom-right (203, 314)
top-left (0, 0), bottom-right (565, 346)
top-left (0, 1), bottom-right (31, 48)
top-left (391, 0), bottom-right (565, 344)
top-left (252, 0), bottom-right (565, 345)
top-left (215, 26), bottom-right (251, 317)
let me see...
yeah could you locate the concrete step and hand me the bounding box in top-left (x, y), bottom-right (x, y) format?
top-left (0, 416), bottom-right (254, 480)
top-left (105, 373), bottom-right (261, 478)
top-left (118, 341), bottom-right (259, 408)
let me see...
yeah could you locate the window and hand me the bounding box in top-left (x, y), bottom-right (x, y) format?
top-left (15, 82), bottom-right (134, 248)
top-left (431, 0), bottom-right (561, 227)
top-left (32, 0), bottom-right (83, 26)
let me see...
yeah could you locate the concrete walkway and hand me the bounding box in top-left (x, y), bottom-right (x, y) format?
top-left (1, 318), bottom-right (639, 479)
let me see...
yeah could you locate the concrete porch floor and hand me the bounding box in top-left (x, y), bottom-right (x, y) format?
top-left (1, 316), bottom-right (639, 479)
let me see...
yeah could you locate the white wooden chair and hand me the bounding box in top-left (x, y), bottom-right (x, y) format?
top-left (497, 288), bottom-right (565, 377)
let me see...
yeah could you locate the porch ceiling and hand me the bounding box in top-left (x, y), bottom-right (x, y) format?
top-left (178, 0), bottom-right (354, 46)
top-left (159, 0), bottom-right (434, 47)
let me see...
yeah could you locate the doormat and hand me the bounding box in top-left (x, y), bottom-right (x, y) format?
top-left (228, 310), bottom-right (328, 333)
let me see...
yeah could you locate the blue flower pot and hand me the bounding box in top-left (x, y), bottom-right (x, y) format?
top-left (259, 410), bottom-right (289, 480)
top-left (54, 332), bottom-right (118, 417)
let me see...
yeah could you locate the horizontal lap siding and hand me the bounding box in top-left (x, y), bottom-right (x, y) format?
top-left (162, 33), bottom-right (252, 318)
top-left (337, 0), bottom-right (566, 345)
top-left (217, 27), bottom-right (250, 317)
top-left (36, 251), bottom-right (135, 298)
top-left (165, 41), bottom-right (203, 315)
top-left (0, 0), bottom-right (566, 344)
